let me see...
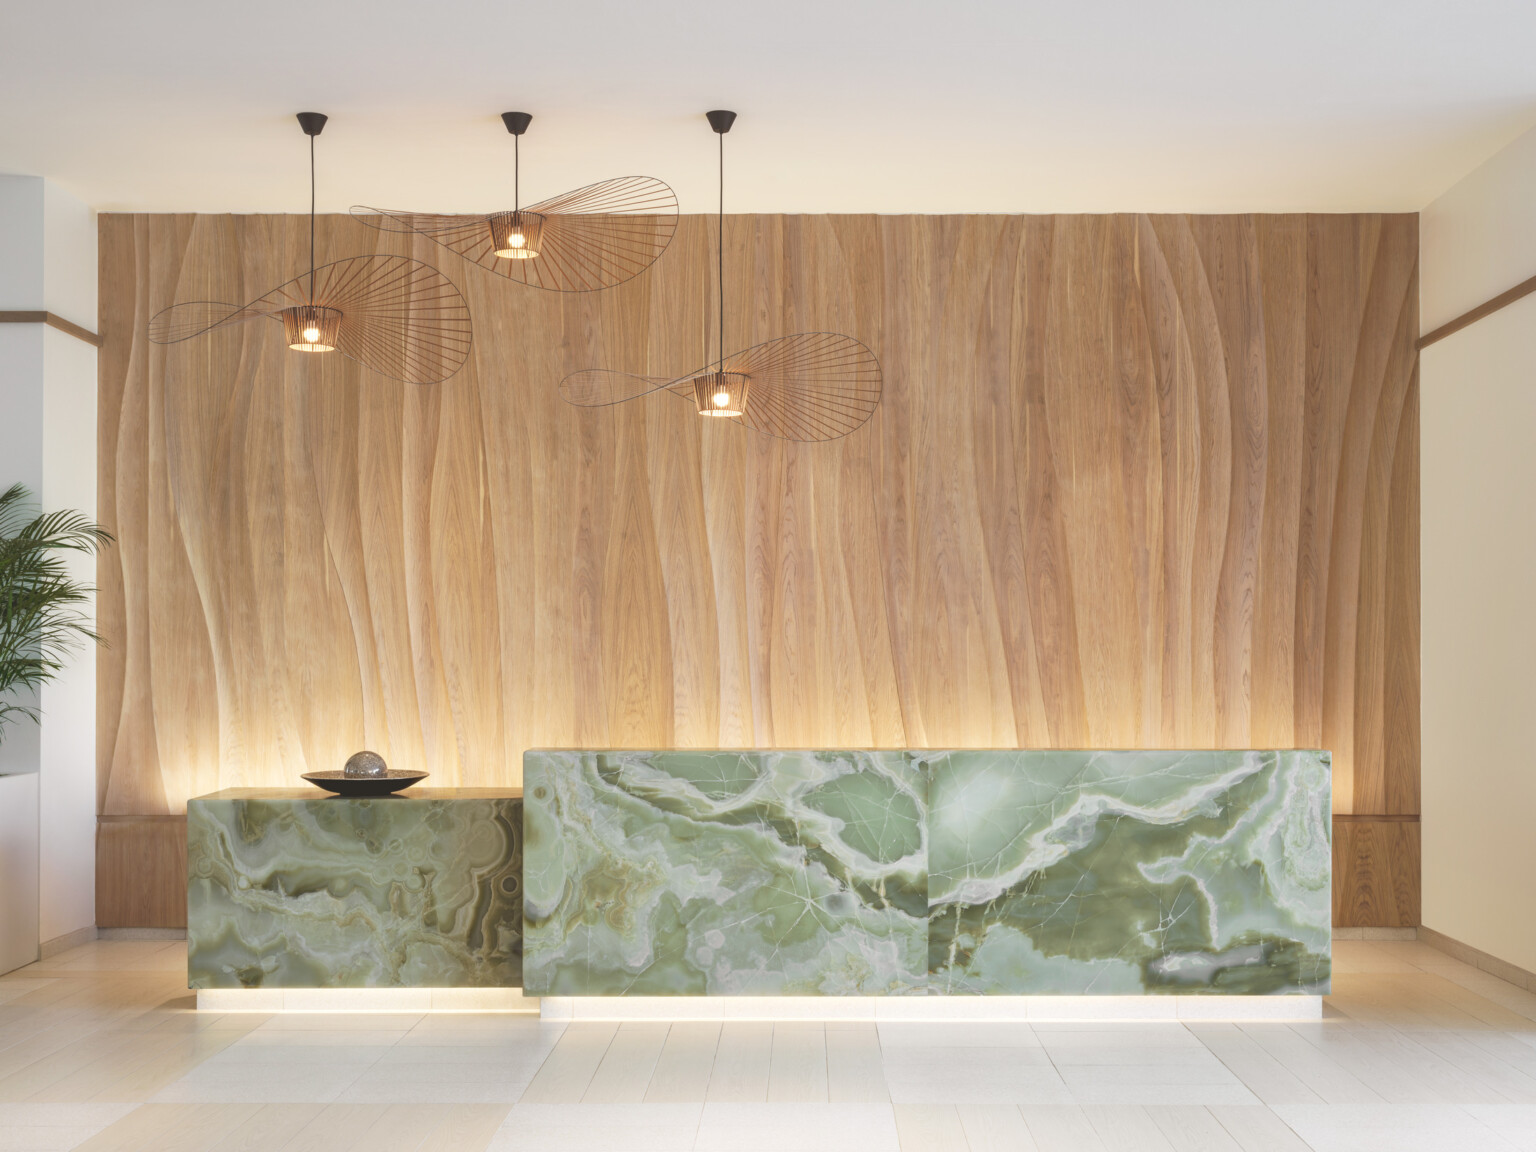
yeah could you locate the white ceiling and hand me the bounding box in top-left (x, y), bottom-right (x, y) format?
top-left (3, 0), bottom-right (1535, 215)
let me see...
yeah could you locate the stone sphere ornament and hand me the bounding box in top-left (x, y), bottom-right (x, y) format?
top-left (303, 752), bottom-right (426, 796)
top-left (343, 750), bottom-right (389, 778)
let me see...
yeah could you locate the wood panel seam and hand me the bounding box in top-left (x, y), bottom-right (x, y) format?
top-left (1333, 813), bottom-right (1419, 822)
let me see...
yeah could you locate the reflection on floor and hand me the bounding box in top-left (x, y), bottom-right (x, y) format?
top-left (0, 938), bottom-right (1533, 1150)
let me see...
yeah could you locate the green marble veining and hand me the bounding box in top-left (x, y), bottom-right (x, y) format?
top-left (924, 750), bottom-right (1332, 995)
top-left (524, 750), bottom-right (1331, 997)
top-left (187, 791), bottom-right (522, 989)
top-left (522, 751), bottom-right (929, 996)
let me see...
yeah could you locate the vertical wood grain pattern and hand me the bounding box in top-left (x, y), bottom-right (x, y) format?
top-left (96, 818), bottom-right (188, 928)
top-left (1333, 819), bottom-right (1421, 928)
top-left (97, 212), bottom-right (1419, 922)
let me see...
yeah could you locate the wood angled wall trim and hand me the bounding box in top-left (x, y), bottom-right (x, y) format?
top-left (1418, 271), bottom-right (1536, 349)
top-left (97, 211), bottom-right (1420, 925)
top-left (0, 309), bottom-right (102, 347)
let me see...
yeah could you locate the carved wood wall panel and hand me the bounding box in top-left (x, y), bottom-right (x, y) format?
top-left (97, 212), bottom-right (1420, 923)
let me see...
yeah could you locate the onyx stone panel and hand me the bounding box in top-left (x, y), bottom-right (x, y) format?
top-left (523, 749), bottom-right (1331, 996)
top-left (187, 789), bottom-right (522, 989)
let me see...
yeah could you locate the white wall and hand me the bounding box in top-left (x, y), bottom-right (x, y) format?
top-left (0, 174), bottom-right (98, 966)
top-left (1420, 124), bottom-right (1536, 976)
top-left (38, 181), bottom-right (99, 946)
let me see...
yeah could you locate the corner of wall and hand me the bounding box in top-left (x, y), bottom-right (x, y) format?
top-left (1421, 123), bottom-right (1536, 328)
top-left (1419, 132), bottom-right (1536, 977)
top-left (38, 182), bottom-right (100, 944)
top-left (42, 181), bottom-right (97, 330)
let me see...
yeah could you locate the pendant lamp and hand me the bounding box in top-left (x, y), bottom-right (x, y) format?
top-left (149, 114), bottom-right (473, 386)
top-left (559, 111), bottom-right (882, 442)
top-left (351, 113), bottom-right (678, 293)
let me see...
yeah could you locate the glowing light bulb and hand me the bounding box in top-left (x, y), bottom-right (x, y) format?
top-left (283, 304), bottom-right (339, 352)
top-left (692, 371), bottom-right (749, 417)
top-left (488, 211), bottom-right (543, 258)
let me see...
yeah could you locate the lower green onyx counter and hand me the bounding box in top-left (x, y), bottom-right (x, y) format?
top-left (188, 753), bottom-right (1331, 998)
top-left (187, 789), bottom-right (522, 989)
top-left (523, 750), bottom-right (1331, 998)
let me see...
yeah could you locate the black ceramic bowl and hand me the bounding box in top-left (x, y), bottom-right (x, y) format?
top-left (300, 770), bottom-right (429, 797)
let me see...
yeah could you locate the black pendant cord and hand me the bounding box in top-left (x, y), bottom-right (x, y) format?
top-left (717, 128), bottom-right (724, 371)
top-left (515, 134), bottom-right (520, 213)
top-left (308, 132), bottom-right (316, 305)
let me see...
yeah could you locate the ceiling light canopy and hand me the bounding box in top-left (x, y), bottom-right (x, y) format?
top-left (351, 112), bottom-right (678, 293)
top-left (148, 113), bottom-right (472, 385)
top-left (559, 111), bottom-right (883, 442)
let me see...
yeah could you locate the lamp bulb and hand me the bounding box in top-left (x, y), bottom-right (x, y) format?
top-left (302, 326), bottom-right (321, 343)
top-left (506, 232), bottom-right (525, 248)
top-left (712, 390), bottom-right (732, 408)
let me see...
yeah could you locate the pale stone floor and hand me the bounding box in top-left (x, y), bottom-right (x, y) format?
top-left (1, 939), bottom-right (1534, 1151)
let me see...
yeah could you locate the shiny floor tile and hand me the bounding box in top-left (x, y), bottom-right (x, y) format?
top-left (148, 1061), bottom-right (378, 1104)
top-left (487, 1102), bottom-right (703, 1151)
top-left (694, 1102), bottom-right (900, 1152)
top-left (0, 1103), bottom-right (137, 1151)
top-left (876, 1023), bottom-right (1041, 1049)
top-left (1272, 1102), bottom-right (1520, 1152)
top-left (4, 937), bottom-right (1536, 1149)
top-left (1465, 1104), bottom-right (1536, 1151)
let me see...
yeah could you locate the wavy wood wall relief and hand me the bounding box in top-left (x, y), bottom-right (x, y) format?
top-left (97, 211), bottom-right (1419, 921)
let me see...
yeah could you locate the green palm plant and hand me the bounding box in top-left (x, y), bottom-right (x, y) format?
top-left (0, 483), bottom-right (112, 741)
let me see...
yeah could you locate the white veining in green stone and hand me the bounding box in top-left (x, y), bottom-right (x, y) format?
top-left (523, 751), bottom-right (928, 996)
top-left (187, 796), bottom-right (522, 989)
top-left (924, 750), bottom-right (1332, 995)
top-left (525, 749), bottom-right (1331, 998)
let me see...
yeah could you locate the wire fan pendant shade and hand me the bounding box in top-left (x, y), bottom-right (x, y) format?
top-left (150, 256), bottom-right (473, 383)
top-left (147, 113), bottom-right (472, 385)
top-left (352, 112), bottom-right (678, 293)
top-left (564, 333), bottom-right (882, 441)
top-left (559, 110), bottom-right (883, 442)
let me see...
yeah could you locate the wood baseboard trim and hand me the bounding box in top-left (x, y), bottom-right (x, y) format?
top-left (0, 309), bottom-right (101, 347)
top-left (39, 924), bottom-right (98, 958)
top-left (1418, 924), bottom-right (1536, 993)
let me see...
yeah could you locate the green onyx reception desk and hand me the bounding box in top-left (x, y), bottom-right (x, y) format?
top-left (187, 789), bottom-right (523, 1002)
top-left (523, 750), bottom-right (1332, 1017)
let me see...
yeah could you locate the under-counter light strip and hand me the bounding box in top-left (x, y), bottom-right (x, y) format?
top-left (196, 988), bottom-right (537, 1013)
top-left (540, 995), bottom-right (1323, 1023)
top-left (195, 988), bottom-right (1323, 1021)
